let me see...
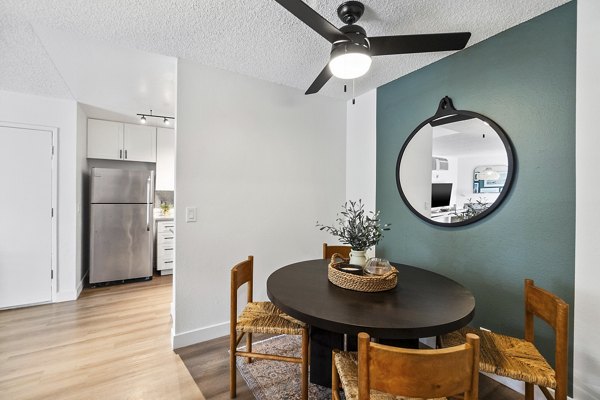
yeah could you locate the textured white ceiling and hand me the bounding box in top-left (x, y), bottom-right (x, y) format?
top-left (0, 0), bottom-right (571, 103)
top-left (35, 25), bottom-right (177, 122)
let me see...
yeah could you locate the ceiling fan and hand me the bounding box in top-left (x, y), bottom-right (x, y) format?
top-left (273, 0), bottom-right (471, 95)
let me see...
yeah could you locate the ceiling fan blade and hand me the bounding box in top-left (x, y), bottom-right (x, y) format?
top-left (369, 32), bottom-right (471, 56)
top-left (273, 0), bottom-right (348, 43)
top-left (305, 64), bottom-right (332, 95)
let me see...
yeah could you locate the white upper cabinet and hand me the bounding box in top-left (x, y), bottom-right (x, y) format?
top-left (123, 124), bottom-right (157, 162)
top-left (87, 119), bottom-right (123, 160)
top-left (156, 128), bottom-right (175, 190)
top-left (87, 119), bottom-right (156, 162)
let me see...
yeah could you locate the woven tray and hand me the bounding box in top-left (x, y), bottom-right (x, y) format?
top-left (328, 254), bottom-right (398, 292)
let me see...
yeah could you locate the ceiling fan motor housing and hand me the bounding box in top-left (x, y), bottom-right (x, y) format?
top-left (337, 1), bottom-right (365, 25)
top-left (337, 24), bottom-right (369, 50)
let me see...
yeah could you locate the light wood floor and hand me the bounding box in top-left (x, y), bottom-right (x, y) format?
top-left (0, 275), bottom-right (205, 400)
top-left (178, 334), bottom-right (523, 400)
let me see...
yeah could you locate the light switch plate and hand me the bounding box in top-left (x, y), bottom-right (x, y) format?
top-left (185, 207), bottom-right (197, 222)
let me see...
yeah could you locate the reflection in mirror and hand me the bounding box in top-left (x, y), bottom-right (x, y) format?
top-left (473, 165), bottom-right (507, 193)
top-left (398, 109), bottom-right (513, 226)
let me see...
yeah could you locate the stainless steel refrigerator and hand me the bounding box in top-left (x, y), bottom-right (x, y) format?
top-left (89, 168), bottom-right (154, 284)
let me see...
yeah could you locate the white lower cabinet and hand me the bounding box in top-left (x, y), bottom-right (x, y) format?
top-left (156, 220), bottom-right (175, 275)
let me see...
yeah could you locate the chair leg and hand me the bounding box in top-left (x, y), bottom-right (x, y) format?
top-left (525, 382), bottom-right (534, 400)
top-left (230, 331), bottom-right (237, 398)
top-left (331, 349), bottom-right (340, 400)
top-left (246, 332), bottom-right (253, 364)
top-left (301, 327), bottom-right (309, 400)
top-left (555, 384), bottom-right (567, 400)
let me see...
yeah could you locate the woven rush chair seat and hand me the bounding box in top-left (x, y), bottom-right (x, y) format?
top-left (333, 351), bottom-right (447, 400)
top-left (236, 301), bottom-right (305, 335)
top-left (230, 256), bottom-right (309, 400)
top-left (441, 327), bottom-right (556, 389)
top-left (440, 279), bottom-right (568, 400)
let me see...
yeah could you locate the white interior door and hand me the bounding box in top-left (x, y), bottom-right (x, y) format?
top-left (0, 125), bottom-right (53, 308)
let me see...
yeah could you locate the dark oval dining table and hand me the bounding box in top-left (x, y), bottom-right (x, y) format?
top-left (266, 259), bottom-right (475, 386)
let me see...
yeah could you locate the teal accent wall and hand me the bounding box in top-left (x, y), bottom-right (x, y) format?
top-left (376, 1), bottom-right (575, 386)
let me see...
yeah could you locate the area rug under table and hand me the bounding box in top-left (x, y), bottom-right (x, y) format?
top-left (236, 335), bottom-right (338, 400)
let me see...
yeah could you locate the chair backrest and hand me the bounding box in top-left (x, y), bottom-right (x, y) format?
top-left (323, 243), bottom-right (351, 260)
top-left (357, 332), bottom-right (480, 400)
top-left (230, 256), bottom-right (254, 326)
top-left (524, 279), bottom-right (569, 399)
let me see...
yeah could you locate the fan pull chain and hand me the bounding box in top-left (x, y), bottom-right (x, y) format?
top-left (344, 84), bottom-right (347, 93)
top-left (352, 80), bottom-right (356, 105)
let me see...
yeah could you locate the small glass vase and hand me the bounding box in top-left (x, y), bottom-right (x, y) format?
top-left (364, 258), bottom-right (393, 276)
top-left (349, 250), bottom-right (367, 267)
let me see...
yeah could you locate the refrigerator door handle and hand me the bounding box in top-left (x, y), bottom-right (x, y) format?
top-left (146, 176), bottom-right (151, 231)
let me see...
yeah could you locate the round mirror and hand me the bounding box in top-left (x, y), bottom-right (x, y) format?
top-left (396, 97), bottom-right (515, 227)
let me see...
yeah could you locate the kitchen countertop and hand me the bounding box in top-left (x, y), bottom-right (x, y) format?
top-left (154, 209), bottom-right (175, 221)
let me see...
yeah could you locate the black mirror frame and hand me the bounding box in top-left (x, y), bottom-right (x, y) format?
top-left (396, 96), bottom-right (516, 227)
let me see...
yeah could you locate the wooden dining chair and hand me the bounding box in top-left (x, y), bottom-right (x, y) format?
top-left (441, 279), bottom-right (569, 400)
top-left (323, 242), bottom-right (351, 260)
top-left (229, 256), bottom-right (309, 400)
top-left (332, 332), bottom-right (480, 400)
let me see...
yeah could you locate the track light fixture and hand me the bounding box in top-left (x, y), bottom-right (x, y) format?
top-left (136, 109), bottom-right (174, 125)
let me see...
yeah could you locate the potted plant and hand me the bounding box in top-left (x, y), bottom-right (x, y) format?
top-left (317, 200), bottom-right (391, 266)
top-left (160, 201), bottom-right (172, 216)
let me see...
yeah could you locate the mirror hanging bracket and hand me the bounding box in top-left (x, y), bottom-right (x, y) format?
top-left (434, 96), bottom-right (457, 118)
top-left (430, 96), bottom-right (476, 127)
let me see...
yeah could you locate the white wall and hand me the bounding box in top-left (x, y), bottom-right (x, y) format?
top-left (575, 0), bottom-right (600, 398)
top-left (346, 90), bottom-right (376, 211)
top-left (173, 60), bottom-right (347, 348)
top-left (76, 104), bottom-right (88, 294)
top-left (346, 90), bottom-right (377, 257)
top-left (156, 127), bottom-right (175, 191)
top-left (0, 90), bottom-right (79, 301)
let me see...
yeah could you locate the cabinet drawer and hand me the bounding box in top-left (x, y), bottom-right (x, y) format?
top-left (157, 223), bottom-right (175, 233)
top-left (158, 232), bottom-right (175, 242)
top-left (158, 246), bottom-right (174, 260)
top-left (155, 220), bottom-right (175, 271)
top-left (157, 259), bottom-right (175, 271)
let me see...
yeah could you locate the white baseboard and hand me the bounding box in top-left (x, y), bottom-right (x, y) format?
top-left (172, 321), bottom-right (229, 349)
top-left (54, 290), bottom-right (78, 302)
top-left (54, 271), bottom-right (88, 303)
top-left (76, 271), bottom-right (88, 299)
top-left (574, 382), bottom-right (600, 399)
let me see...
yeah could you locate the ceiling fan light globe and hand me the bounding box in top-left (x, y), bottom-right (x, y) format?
top-left (329, 52), bottom-right (371, 79)
top-left (480, 168), bottom-right (500, 180)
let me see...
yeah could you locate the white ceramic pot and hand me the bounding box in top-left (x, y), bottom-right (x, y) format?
top-left (349, 250), bottom-right (367, 267)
